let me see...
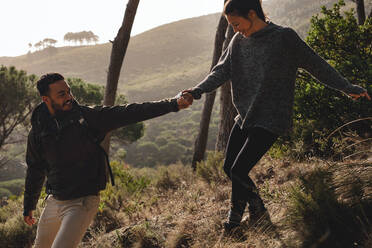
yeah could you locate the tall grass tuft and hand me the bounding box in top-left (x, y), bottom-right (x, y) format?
top-left (287, 162), bottom-right (372, 247)
top-left (0, 197), bottom-right (39, 248)
top-left (116, 221), bottom-right (164, 248)
top-left (196, 152), bottom-right (227, 186)
top-left (154, 166), bottom-right (180, 192)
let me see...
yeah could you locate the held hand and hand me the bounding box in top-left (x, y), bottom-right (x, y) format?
top-left (182, 88), bottom-right (202, 100)
top-left (177, 92), bottom-right (193, 109)
top-left (24, 210), bottom-right (36, 226)
top-left (349, 91), bottom-right (371, 100)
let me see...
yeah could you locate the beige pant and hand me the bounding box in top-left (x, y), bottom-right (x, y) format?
top-left (34, 195), bottom-right (100, 248)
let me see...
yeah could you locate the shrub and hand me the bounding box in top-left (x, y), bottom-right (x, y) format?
top-left (287, 162), bottom-right (372, 247)
top-left (99, 162), bottom-right (151, 213)
top-left (0, 198), bottom-right (23, 223)
top-left (90, 208), bottom-right (121, 234)
top-left (0, 215), bottom-right (36, 248)
top-left (116, 221), bottom-right (164, 248)
top-left (0, 197), bottom-right (39, 248)
top-left (287, 1), bottom-right (372, 159)
top-left (0, 188), bottom-right (11, 198)
top-left (166, 221), bottom-right (194, 248)
top-left (196, 152), bottom-right (227, 186)
top-left (154, 167), bottom-right (180, 192)
top-left (0, 179), bottom-right (25, 196)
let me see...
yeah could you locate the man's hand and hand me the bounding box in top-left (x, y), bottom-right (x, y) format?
top-left (349, 91), bottom-right (371, 100)
top-left (177, 92), bottom-right (193, 109)
top-left (24, 210), bottom-right (36, 226)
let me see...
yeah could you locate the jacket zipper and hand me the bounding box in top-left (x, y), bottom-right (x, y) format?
top-left (54, 119), bottom-right (61, 130)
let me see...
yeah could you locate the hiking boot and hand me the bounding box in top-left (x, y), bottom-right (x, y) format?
top-left (223, 221), bottom-right (240, 232)
top-left (228, 199), bottom-right (246, 222)
top-left (248, 209), bottom-right (272, 227)
top-left (222, 221), bottom-right (243, 238)
top-left (220, 202), bottom-right (245, 238)
top-left (246, 198), bottom-right (273, 228)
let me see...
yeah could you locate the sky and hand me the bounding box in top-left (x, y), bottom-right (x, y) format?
top-left (0, 0), bottom-right (225, 57)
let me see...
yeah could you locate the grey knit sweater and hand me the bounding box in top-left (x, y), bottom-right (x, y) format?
top-left (193, 23), bottom-right (365, 135)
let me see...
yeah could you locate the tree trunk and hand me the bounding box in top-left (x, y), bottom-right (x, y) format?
top-left (216, 26), bottom-right (237, 152)
top-left (354, 0), bottom-right (366, 25)
top-left (102, 0), bottom-right (140, 153)
top-left (191, 14), bottom-right (228, 170)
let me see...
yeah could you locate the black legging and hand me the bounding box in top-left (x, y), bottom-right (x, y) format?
top-left (223, 122), bottom-right (278, 214)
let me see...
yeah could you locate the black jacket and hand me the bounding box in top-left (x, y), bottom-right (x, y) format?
top-left (24, 99), bottom-right (179, 215)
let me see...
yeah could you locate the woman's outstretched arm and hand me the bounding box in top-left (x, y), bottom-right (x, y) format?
top-left (187, 42), bottom-right (233, 99)
top-left (288, 28), bottom-right (369, 99)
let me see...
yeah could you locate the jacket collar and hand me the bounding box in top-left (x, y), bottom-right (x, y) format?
top-left (31, 100), bottom-right (82, 134)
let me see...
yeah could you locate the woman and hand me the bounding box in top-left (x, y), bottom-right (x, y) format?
top-left (183, 0), bottom-right (370, 232)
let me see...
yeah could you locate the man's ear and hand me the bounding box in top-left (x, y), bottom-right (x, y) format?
top-left (41, 95), bottom-right (49, 104)
top-left (248, 9), bottom-right (257, 19)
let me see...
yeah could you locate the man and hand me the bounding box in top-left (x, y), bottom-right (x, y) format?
top-left (23, 73), bottom-right (193, 247)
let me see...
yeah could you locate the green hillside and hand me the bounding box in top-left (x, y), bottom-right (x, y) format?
top-left (0, 14), bottom-right (220, 102)
top-left (0, 0), bottom-right (369, 103)
top-left (264, 0), bottom-right (366, 36)
top-left (0, 0), bottom-right (370, 167)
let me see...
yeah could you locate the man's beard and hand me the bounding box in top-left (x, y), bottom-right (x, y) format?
top-left (51, 99), bottom-right (73, 115)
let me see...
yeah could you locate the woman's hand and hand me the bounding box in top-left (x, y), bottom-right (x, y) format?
top-left (182, 88), bottom-right (202, 100)
top-left (349, 91), bottom-right (371, 100)
top-left (177, 92), bottom-right (193, 109)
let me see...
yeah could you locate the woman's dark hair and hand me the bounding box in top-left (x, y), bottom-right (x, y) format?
top-left (37, 73), bottom-right (64, 96)
top-left (224, 0), bottom-right (266, 22)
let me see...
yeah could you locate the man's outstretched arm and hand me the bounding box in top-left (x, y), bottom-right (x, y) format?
top-left (83, 95), bottom-right (192, 133)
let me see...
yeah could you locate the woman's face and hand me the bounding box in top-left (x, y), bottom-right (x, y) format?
top-left (226, 13), bottom-right (254, 38)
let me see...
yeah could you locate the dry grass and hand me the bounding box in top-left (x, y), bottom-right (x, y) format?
top-left (1, 154), bottom-right (370, 247)
top-left (78, 156), bottom-right (321, 247)
top-left (79, 154), bottom-right (372, 248)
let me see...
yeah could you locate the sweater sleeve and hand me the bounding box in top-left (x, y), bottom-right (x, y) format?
top-left (192, 41), bottom-right (232, 95)
top-left (288, 28), bottom-right (366, 95)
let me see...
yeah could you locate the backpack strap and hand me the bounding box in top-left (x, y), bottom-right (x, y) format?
top-left (77, 112), bottom-right (115, 187)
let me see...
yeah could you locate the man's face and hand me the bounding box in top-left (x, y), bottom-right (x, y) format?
top-left (43, 80), bottom-right (74, 114)
top-left (226, 14), bottom-right (254, 38)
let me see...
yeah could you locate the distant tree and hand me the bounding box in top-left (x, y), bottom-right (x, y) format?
top-left (34, 41), bottom-right (42, 50)
top-left (102, 0), bottom-right (140, 154)
top-left (159, 141), bottom-right (186, 165)
top-left (216, 26), bottom-right (236, 153)
top-left (28, 43), bottom-right (32, 53)
top-left (63, 32), bottom-right (74, 45)
top-left (32, 38), bottom-right (57, 51)
top-left (42, 38), bottom-right (57, 47)
top-left (351, 0), bottom-right (366, 24)
top-left (63, 31), bottom-right (99, 45)
top-left (136, 141), bottom-right (160, 166)
top-left (0, 66), bottom-right (39, 149)
top-left (88, 31), bottom-right (99, 44)
top-left (81, 31), bottom-right (99, 44)
top-left (67, 78), bottom-right (104, 105)
top-left (0, 156), bottom-right (9, 170)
